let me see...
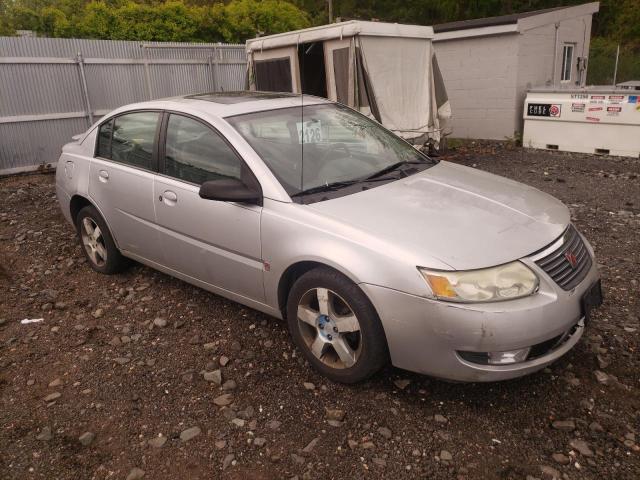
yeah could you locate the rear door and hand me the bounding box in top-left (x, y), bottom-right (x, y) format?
top-left (89, 111), bottom-right (164, 263)
top-left (154, 112), bottom-right (264, 302)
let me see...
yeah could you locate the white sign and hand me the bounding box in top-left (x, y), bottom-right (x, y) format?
top-left (296, 121), bottom-right (322, 144)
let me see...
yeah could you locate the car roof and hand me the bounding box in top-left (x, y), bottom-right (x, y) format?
top-left (109, 91), bottom-right (332, 119)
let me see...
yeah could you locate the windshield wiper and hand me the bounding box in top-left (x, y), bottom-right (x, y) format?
top-left (364, 160), bottom-right (426, 180)
top-left (290, 180), bottom-right (361, 198)
top-left (291, 176), bottom-right (395, 198)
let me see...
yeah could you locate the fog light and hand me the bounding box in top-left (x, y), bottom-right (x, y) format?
top-left (487, 347), bottom-right (530, 365)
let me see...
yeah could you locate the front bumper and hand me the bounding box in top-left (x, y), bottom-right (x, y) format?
top-left (361, 255), bottom-right (600, 382)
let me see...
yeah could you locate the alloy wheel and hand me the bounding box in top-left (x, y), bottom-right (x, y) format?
top-left (296, 288), bottom-right (363, 369)
top-left (80, 217), bottom-right (107, 267)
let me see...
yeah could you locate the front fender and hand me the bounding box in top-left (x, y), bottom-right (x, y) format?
top-left (260, 199), bottom-right (448, 311)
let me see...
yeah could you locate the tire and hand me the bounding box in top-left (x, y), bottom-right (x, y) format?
top-left (286, 267), bottom-right (388, 383)
top-left (75, 205), bottom-right (129, 275)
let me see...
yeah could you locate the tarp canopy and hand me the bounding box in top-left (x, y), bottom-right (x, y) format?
top-left (246, 21), bottom-right (450, 145)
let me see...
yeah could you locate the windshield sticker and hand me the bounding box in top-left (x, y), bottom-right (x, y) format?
top-left (609, 95), bottom-right (624, 102)
top-left (571, 103), bottom-right (586, 113)
top-left (586, 116), bottom-right (600, 122)
top-left (629, 96), bottom-right (638, 104)
top-left (588, 106), bottom-right (603, 112)
top-left (296, 120), bottom-right (323, 144)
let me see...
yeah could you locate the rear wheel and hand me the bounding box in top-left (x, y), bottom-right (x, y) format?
top-left (76, 205), bottom-right (128, 274)
top-left (286, 267), bottom-right (388, 383)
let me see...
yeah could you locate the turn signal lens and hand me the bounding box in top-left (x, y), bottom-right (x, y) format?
top-left (424, 274), bottom-right (457, 298)
top-left (419, 262), bottom-right (538, 303)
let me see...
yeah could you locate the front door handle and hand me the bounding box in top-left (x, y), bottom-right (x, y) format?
top-left (161, 190), bottom-right (178, 205)
top-left (98, 170), bottom-right (109, 182)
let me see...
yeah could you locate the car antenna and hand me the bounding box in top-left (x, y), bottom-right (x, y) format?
top-left (300, 42), bottom-right (304, 193)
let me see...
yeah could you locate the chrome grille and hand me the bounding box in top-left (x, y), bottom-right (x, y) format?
top-left (535, 225), bottom-right (592, 291)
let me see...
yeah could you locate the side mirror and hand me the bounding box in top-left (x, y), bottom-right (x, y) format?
top-left (199, 178), bottom-right (261, 205)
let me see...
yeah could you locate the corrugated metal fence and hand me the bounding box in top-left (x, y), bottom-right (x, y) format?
top-left (0, 37), bottom-right (247, 175)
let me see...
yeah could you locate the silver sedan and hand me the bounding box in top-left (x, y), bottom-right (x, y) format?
top-left (56, 92), bottom-right (602, 383)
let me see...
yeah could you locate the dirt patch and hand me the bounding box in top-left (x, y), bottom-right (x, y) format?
top-left (1, 144), bottom-right (639, 479)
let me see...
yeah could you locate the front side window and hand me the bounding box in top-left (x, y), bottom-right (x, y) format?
top-left (96, 111), bottom-right (159, 171)
top-left (163, 114), bottom-right (243, 185)
top-left (561, 44), bottom-right (574, 82)
top-left (227, 103), bottom-right (434, 197)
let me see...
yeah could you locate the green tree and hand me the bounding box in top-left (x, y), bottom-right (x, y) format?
top-left (223, 0), bottom-right (311, 42)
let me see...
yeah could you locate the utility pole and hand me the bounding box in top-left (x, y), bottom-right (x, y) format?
top-left (328, 0), bottom-right (333, 23)
top-left (613, 44), bottom-right (620, 86)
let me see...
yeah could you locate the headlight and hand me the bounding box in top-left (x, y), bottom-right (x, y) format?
top-left (419, 262), bottom-right (538, 303)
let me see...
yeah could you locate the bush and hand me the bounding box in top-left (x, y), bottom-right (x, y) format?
top-left (1, 0), bottom-right (310, 43)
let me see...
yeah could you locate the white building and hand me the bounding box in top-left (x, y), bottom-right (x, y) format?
top-left (433, 2), bottom-right (600, 140)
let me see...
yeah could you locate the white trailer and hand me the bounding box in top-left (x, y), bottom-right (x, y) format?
top-left (245, 21), bottom-right (451, 146)
top-left (523, 87), bottom-right (640, 157)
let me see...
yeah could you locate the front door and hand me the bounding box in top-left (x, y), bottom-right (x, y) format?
top-left (154, 112), bottom-right (264, 302)
top-left (88, 111), bottom-right (164, 263)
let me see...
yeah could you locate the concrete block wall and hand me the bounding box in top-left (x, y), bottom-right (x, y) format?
top-left (434, 33), bottom-right (519, 139)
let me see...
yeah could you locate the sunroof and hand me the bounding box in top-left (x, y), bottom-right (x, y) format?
top-left (186, 91), bottom-right (299, 104)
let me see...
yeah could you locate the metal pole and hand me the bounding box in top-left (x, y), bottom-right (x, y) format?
top-left (212, 44), bottom-right (219, 92)
top-left (613, 44), bottom-right (620, 86)
top-left (552, 23), bottom-right (559, 86)
top-left (76, 52), bottom-right (94, 126)
top-left (328, 0), bottom-right (333, 23)
top-left (141, 44), bottom-right (153, 100)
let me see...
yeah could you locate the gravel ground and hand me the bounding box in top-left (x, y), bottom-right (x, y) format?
top-left (1, 143), bottom-right (639, 480)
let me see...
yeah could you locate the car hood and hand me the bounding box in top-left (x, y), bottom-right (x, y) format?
top-left (308, 161), bottom-right (569, 270)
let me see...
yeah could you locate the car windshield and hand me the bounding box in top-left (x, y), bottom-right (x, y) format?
top-left (226, 103), bottom-right (435, 197)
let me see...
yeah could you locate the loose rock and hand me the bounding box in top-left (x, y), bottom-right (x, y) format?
top-left (43, 392), bottom-right (61, 402)
top-left (148, 436), bottom-right (167, 448)
top-left (36, 427), bottom-right (52, 441)
top-left (552, 453), bottom-right (570, 465)
top-left (180, 426), bottom-right (201, 442)
top-left (126, 468), bottom-right (145, 480)
top-left (78, 432), bottom-right (95, 446)
top-left (214, 394), bottom-right (233, 406)
top-left (153, 317), bottom-right (167, 328)
top-left (440, 450), bottom-right (453, 461)
top-left (434, 414), bottom-right (448, 424)
top-left (325, 408), bottom-right (345, 422)
top-left (203, 370), bottom-right (222, 385)
top-left (222, 454), bottom-right (235, 470)
top-left (552, 420), bottom-right (575, 431)
top-left (569, 438), bottom-right (593, 457)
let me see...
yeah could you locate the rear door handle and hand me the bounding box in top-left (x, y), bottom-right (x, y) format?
top-left (98, 170), bottom-right (109, 182)
top-left (161, 190), bottom-right (178, 205)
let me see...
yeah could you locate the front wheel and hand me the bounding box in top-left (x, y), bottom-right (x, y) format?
top-left (286, 267), bottom-right (388, 383)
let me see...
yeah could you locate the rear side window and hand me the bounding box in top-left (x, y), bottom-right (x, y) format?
top-left (163, 114), bottom-right (243, 185)
top-left (96, 111), bottom-right (159, 171)
top-left (97, 119), bottom-right (112, 158)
